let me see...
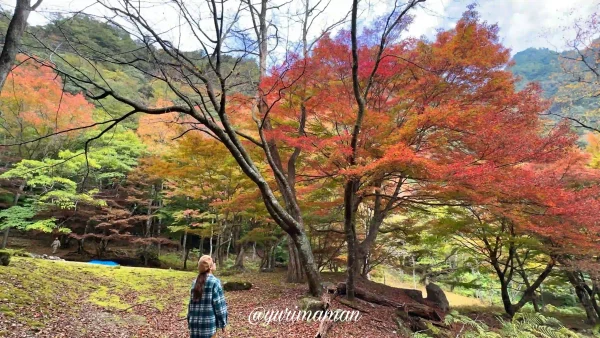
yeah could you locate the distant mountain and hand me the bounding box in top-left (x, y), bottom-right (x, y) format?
top-left (510, 48), bottom-right (562, 97)
top-left (510, 47), bottom-right (599, 133)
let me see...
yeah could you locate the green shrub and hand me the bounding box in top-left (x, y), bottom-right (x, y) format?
top-left (0, 250), bottom-right (11, 266)
top-left (137, 246), bottom-right (159, 266)
top-left (499, 313), bottom-right (580, 338)
top-left (3, 248), bottom-right (28, 257)
top-left (444, 310), bottom-right (501, 338)
top-left (159, 252), bottom-right (196, 271)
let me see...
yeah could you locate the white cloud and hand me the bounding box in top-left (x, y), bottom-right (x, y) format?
top-left (406, 0), bottom-right (600, 54)
top-left (1, 0), bottom-right (598, 54)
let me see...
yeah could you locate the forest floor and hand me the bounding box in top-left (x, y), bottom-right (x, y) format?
top-left (0, 257), bottom-right (410, 338)
top-left (1, 236), bottom-right (592, 337)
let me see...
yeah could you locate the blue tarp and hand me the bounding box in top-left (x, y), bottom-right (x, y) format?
top-left (88, 260), bottom-right (120, 266)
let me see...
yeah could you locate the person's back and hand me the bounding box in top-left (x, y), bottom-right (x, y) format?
top-left (187, 256), bottom-right (227, 338)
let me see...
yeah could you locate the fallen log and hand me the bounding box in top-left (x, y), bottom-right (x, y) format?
top-left (398, 303), bottom-right (442, 322)
top-left (336, 282), bottom-right (444, 323)
top-left (339, 298), bottom-right (370, 314)
top-left (336, 282), bottom-right (403, 308)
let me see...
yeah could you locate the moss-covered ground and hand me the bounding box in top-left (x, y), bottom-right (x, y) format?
top-left (0, 257), bottom-right (200, 337)
top-left (0, 257), bottom-right (404, 338)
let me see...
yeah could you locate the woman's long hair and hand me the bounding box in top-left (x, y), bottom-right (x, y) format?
top-left (192, 255), bottom-right (213, 301)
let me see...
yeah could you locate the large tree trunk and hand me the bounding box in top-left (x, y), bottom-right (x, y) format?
top-left (290, 230), bottom-right (321, 296)
top-left (234, 244), bottom-right (245, 269)
top-left (246, 0), bottom-right (322, 295)
top-left (287, 234), bottom-right (304, 282)
top-left (566, 271), bottom-right (599, 324)
top-left (0, 0), bottom-right (42, 92)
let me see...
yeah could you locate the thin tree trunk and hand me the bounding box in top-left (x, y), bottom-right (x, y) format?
top-left (183, 247), bottom-right (190, 270)
top-left (515, 252), bottom-right (540, 312)
top-left (145, 187), bottom-right (154, 237)
top-left (226, 226), bottom-right (233, 262)
top-left (412, 256), bottom-right (417, 290)
top-left (209, 224), bottom-right (213, 256)
top-left (182, 229), bottom-right (188, 269)
top-left (269, 244), bottom-right (275, 269)
top-left (1, 182), bottom-right (25, 249)
top-left (0, 0), bottom-right (43, 93)
top-left (214, 233), bottom-right (220, 265)
top-left (566, 271), bottom-right (599, 324)
top-left (156, 182), bottom-right (163, 255)
top-left (494, 259), bottom-right (554, 318)
top-left (217, 233), bottom-right (224, 266)
top-left (343, 179), bottom-right (359, 300)
top-left (157, 217), bottom-right (162, 256)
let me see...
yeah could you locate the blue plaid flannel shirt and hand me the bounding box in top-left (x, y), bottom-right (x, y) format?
top-left (187, 274), bottom-right (228, 338)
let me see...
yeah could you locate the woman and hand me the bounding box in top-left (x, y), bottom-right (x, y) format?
top-left (188, 255), bottom-right (228, 338)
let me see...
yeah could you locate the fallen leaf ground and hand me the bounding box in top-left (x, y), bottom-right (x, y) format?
top-left (1, 257), bottom-right (403, 337)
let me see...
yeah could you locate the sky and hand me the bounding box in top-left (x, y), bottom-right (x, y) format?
top-left (1, 0), bottom-right (598, 55)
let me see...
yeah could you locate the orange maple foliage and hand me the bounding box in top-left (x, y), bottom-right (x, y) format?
top-left (258, 8), bottom-right (600, 256)
top-left (0, 57), bottom-right (95, 159)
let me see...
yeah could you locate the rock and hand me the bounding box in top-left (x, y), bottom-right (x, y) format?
top-left (321, 282), bottom-right (336, 293)
top-left (222, 281), bottom-right (252, 291)
top-left (299, 296), bottom-right (325, 314)
top-left (28, 253), bottom-right (64, 261)
top-left (426, 283), bottom-right (449, 312)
